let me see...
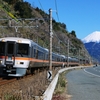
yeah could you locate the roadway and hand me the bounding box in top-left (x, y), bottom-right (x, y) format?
top-left (66, 66), bottom-right (100, 100)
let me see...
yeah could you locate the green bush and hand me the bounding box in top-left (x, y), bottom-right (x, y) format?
top-left (58, 73), bottom-right (66, 87)
top-left (4, 93), bottom-right (21, 100)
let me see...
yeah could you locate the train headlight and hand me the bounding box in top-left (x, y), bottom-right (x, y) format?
top-left (0, 60), bottom-right (2, 64)
top-left (17, 62), bottom-right (20, 64)
top-left (18, 40), bottom-right (22, 43)
top-left (1, 39), bottom-right (5, 42)
top-left (17, 62), bottom-right (24, 64)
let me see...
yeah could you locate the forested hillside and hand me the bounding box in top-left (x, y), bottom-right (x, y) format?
top-left (0, 0), bottom-right (90, 59)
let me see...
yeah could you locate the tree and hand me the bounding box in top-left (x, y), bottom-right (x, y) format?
top-left (14, 1), bottom-right (32, 18)
top-left (3, 0), bottom-right (22, 4)
top-left (70, 30), bottom-right (76, 37)
top-left (61, 23), bottom-right (66, 30)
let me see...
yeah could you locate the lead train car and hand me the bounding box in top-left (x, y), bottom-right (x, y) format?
top-left (0, 37), bottom-right (66, 77)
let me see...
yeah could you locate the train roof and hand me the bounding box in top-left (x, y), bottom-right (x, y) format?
top-left (0, 37), bottom-right (32, 43)
top-left (60, 55), bottom-right (66, 58)
top-left (0, 37), bottom-right (33, 44)
top-left (0, 37), bottom-right (47, 51)
top-left (44, 48), bottom-right (49, 51)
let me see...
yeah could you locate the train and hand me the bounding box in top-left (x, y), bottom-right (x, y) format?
top-left (0, 37), bottom-right (79, 77)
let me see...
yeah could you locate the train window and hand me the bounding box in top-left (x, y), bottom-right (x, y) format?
top-left (17, 43), bottom-right (29, 57)
top-left (31, 47), bottom-right (33, 58)
top-left (38, 51), bottom-right (44, 59)
top-left (0, 42), bottom-right (5, 55)
top-left (44, 53), bottom-right (46, 60)
top-left (33, 49), bottom-right (36, 58)
top-left (7, 43), bottom-right (14, 54)
top-left (52, 55), bottom-right (55, 61)
top-left (45, 54), bottom-right (49, 60)
top-left (52, 55), bottom-right (57, 61)
top-left (36, 50), bottom-right (38, 59)
top-left (47, 54), bottom-right (49, 60)
top-left (57, 58), bottom-right (59, 61)
top-left (62, 58), bottom-right (65, 62)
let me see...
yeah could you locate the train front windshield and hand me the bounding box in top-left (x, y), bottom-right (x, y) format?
top-left (0, 42), bottom-right (5, 55)
top-left (0, 42), bottom-right (29, 57)
top-left (16, 43), bottom-right (29, 57)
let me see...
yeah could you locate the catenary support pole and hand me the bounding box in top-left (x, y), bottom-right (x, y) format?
top-left (48, 9), bottom-right (53, 81)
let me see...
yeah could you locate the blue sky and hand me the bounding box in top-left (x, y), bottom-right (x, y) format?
top-left (24, 0), bottom-right (100, 40)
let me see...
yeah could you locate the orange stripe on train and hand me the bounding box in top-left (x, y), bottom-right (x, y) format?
top-left (0, 56), bottom-right (66, 64)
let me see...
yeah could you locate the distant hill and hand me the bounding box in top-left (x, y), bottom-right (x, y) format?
top-left (0, 0), bottom-right (90, 60)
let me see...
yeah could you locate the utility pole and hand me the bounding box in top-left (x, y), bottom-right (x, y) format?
top-left (67, 39), bottom-right (69, 67)
top-left (47, 9), bottom-right (53, 81)
top-left (79, 49), bottom-right (80, 65)
top-left (58, 40), bottom-right (61, 54)
top-left (49, 8), bottom-right (53, 71)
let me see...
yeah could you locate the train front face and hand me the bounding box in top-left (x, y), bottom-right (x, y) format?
top-left (0, 38), bottom-right (30, 77)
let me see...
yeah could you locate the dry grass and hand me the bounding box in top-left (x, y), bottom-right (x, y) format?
top-left (52, 71), bottom-right (72, 100)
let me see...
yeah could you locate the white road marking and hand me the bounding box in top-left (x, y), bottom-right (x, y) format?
top-left (84, 69), bottom-right (100, 77)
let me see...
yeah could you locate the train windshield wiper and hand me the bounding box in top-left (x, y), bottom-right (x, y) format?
top-left (18, 51), bottom-right (23, 57)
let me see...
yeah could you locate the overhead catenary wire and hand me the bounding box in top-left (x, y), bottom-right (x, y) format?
top-left (29, 0), bottom-right (63, 51)
top-left (55, 0), bottom-right (60, 22)
top-left (38, 0), bottom-right (44, 12)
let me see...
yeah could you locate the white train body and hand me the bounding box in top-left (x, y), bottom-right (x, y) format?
top-left (0, 37), bottom-right (79, 77)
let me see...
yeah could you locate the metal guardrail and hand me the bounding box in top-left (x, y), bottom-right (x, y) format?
top-left (43, 66), bottom-right (84, 100)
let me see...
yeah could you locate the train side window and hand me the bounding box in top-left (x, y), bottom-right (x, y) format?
top-left (57, 57), bottom-right (58, 61)
top-left (31, 46), bottom-right (33, 58)
top-left (46, 54), bottom-right (49, 60)
top-left (44, 53), bottom-right (46, 60)
top-left (33, 48), bottom-right (38, 59)
top-left (33, 49), bottom-right (36, 58)
top-left (35, 49), bottom-right (38, 59)
top-left (35, 50), bottom-right (38, 59)
top-left (59, 57), bottom-right (61, 61)
top-left (53, 55), bottom-right (57, 61)
top-left (61, 58), bottom-right (62, 62)
top-left (63, 58), bottom-right (65, 62)
top-left (38, 51), bottom-right (44, 59)
top-left (55, 57), bottom-right (57, 61)
top-left (52, 55), bottom-right (55, 61)
top-left (44, 52), bottom-right (48, 60)
top-left (57, 57), bottom-right (59, 61)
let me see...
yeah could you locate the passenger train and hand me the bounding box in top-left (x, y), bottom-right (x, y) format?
top-left (0, 37), bottom-right (79, 77)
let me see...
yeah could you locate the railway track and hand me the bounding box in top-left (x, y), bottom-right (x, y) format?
top-left (0, 73), bottom-right (40, 86)
top-left (0, 66), bottom-right (60, 87)
top-left (0, 77), bottom-right (16, 86)
top-left (0, 67), bottom-right (61, 100)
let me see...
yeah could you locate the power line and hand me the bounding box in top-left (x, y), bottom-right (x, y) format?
top-left (55, 0), bottom-right (60, 22)
top-left (38, 0), bottom-right (44, 11)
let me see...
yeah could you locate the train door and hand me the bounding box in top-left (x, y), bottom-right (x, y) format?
top-left (5, 41), bottom-right (16, 69)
